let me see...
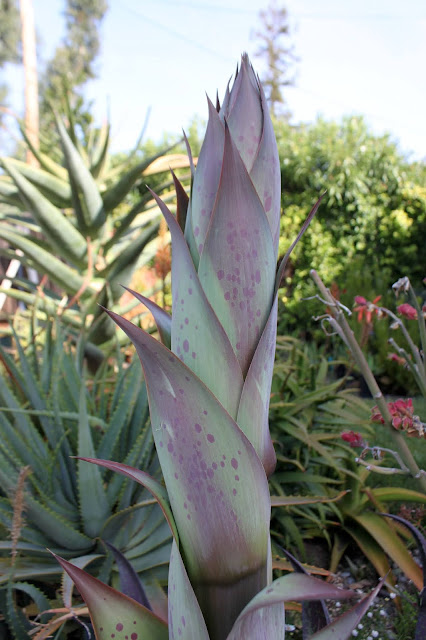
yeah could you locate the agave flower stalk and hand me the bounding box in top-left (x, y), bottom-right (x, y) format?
top-left (57, 55), bottom-right (379, 640)
top-left (310, 269), bottom-right (426, 493)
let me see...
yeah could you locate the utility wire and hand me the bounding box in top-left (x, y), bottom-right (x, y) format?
top-left (144, 0), bottom-right (426, 20)
top-left (120, 2), bottom-right (235, 63)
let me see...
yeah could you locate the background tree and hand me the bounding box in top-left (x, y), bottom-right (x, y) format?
top-left (0, 0), bottom-right (21, 128)
top-left (252, 1), bottom-right (296, 117)
top-left (38, 0), bottom-right (108, 150)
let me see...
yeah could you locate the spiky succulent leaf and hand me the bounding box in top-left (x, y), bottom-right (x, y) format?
top-left (1, 158), bottom-right (71, 207)
top-left (0, 159), bottom-right (87, 264)
top-left (77, 457), bottom-right (178, 542)
top-left (77, 387), bottom-right (110, 538)
top-left (54, 554), bottom-right (169, 639)
top-left (56, 116), bottom-right (106, 232)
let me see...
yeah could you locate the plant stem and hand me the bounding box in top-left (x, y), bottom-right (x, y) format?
top-left (310, 269), bottom-right (426, 493)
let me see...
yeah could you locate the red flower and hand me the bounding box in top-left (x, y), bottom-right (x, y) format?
top-left (387, 352), bottom-right (406, 366)
top-left (397, 303), bottom-right (418, 320)
top-left (353, 295), bottom-right (382, 323)
top-left (341, 431), bottom-right (365, 447)
top-left (371, 398), bottom-right (417, 434)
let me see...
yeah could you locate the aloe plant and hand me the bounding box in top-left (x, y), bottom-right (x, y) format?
top-left (0, 321), bottom-right (172, 637)
top-left (0, 113), bottom-right (190, 347)
top-left (54, 55), bottom-right (381, 639)
top-left (269, 343), bottom-right (426, 591)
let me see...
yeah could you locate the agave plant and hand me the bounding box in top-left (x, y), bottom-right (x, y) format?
top-left (0, 321), bottom-right (172, 637)
top-left (54, 55), bottom-right (381, 639)
top-left (0, 112), bottom-right (190, 347)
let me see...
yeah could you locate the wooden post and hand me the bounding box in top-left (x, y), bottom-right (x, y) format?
top-left (20, 0), bottom-right (39, 166)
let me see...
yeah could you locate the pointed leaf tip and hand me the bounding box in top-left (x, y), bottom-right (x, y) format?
top-left (52, 553), bottom-right (168, 639)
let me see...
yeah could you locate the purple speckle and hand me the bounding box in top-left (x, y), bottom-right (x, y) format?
top-left (168, 442), bottom-right (174, 453)
top-left (224, 291), bottom-right (231, 301)
top-left (220, 461), bottom-right (225, 467)
top-left (182, 616), bottom-right (186, 627)
top-left (265, 195), bottom-right (272, 212)
top-left (192, 351), bottom-right (197, 359)
top-left (183, 339), bottom-right (189, 352)
top-left (116, 624), bottom-right (123, 632)
top-left (233, 488), bottom-right (237, 495)
top-left (194, 225), bottom-right (200, 236)
top-left (231, 458), bottom-right (238, 469)
top-left (235, 475), bottom-right (239, 481)
top-left (207, 434), bottom-right (215, 443)
top-left (188, 288), bottom-right (193, 295)
top-left (212, 462), bottom-right (217, 469)
top-left (185, 317), bottom-right (189, 324)
top-left (255, 270), bottom-right (261, 284)
top-left (195, 423), bottom-right (202, 433)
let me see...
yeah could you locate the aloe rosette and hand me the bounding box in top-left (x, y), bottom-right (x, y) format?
top-left (57, 55), bottom-right (378, 639)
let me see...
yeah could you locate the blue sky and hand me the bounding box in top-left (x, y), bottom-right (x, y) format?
top-left (3, 0), bottom-right (426, 160)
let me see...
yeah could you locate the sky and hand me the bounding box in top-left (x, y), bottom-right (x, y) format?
top-left (2, 0), bottom-right (426, 160)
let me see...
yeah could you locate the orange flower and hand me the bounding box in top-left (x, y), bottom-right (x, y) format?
top-left (353, 295), bottom-right (382, 323)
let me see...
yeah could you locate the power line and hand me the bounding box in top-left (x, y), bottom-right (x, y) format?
top-left (145, 0), bottom-right (426, 21)
top-left (120, 2), bottom-right (236, 62)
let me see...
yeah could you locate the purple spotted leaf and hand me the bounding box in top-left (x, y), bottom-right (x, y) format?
top-left (53, 553), bottom-right (168, 640)
top-left (76, 456), bottom-right (179, 542)
top-left (148, 188), bottom-right (244, 419)
top-left (221, 54), bottom-right (262, 173)
top-left (168, 540), bottom-right (209, 640)
top-left (227, 573), bottom-right (357, 640)
top-left (236, 296), bottom-right (278, 477)
top-left (189, 98), bottom-right (225, 254)
top-left (198, 124), bottom-right (276, 375)
top-left (122, 286), bottom-right (172, 349)
top-left (249, 80), bottom-right (281, 254)
top-left (103, 309), bottom-right (270, 635)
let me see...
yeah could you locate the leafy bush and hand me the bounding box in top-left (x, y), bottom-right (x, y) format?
top-left (275, 116), bottom-right (426, 332)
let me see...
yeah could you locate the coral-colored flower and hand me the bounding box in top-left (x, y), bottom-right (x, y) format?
top-left (371, 398), bottom-right (425, 437)
top-left (387, 352), bottom-right (406, 366)
top-left (353, 295), bottom-right (382, 323)
top-left (341, 431), bottom-right (365, 447)
top-left (397, 303), bottom-right (418, 320)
